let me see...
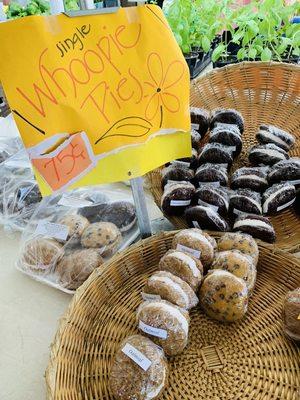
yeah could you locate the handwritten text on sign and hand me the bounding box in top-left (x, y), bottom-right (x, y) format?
top-left (0, 6), bottom-right (190, 195)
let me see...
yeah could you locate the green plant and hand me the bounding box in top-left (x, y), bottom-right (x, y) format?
top-left (64, 0), bottom-right (79, 10)
top-left (6, 0), bottom-right (50, 18)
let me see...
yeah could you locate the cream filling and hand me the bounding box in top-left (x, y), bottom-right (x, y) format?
top-left (139, 301), bottom-right (189, 336)
top-left (258, 130), bottom-right (288, 148)
top-left (180, 230), bottom-right (214, 255)
top-left (210, 128), bottom-right (241, 139)
top-left (233, 174), bottom-right (267, 184)
top-left (146, 367), bottom-right (166, 400)
top-left (251, 148), bottom-right (286, 160)
top-left (234, 219), bottom-right (271, 231)
top-left (149, 276), bottom-right (189, 307)
top-left (262, 186), bottom-right (292, 213)
top-left (170, 251), bottom-right (200, 278)
top-left (230, 194), bottom-right (262, 213)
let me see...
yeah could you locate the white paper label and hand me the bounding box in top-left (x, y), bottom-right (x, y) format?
top-left (191, 123), bottom-right (200, 130)
top-left (176, 243), bottom-right (201, 259)
top-left (197, 199), bottom-right (219, 211)
top-left (233, 208), bottom-right (247, 216)
top-left (35, 220), bottom-right (69, 241)
top-left (141, 292), bottom-right (161, 302)
top-left (121, 343), bottom-right (152, 372)
top-left (277, 198), bottom-right (295, 211)
top-left (192, 220), bottom-right (200, 229)
top-left (171, 160), bottom-right (190, 169)
top-left (58, 196), bottom-right (93, 208)
top-left (227, 146), bottom-right (236, 151)
top-left (138, 320), bottom-right (168, 339)
top-left (286, 179), bottom-right (300, 185)
top-left (170, 199), bottom-right (191, 206)
top-left (198, 181), bottom-right (221, 187)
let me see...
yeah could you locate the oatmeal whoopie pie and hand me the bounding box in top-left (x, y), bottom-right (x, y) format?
top-left (218, 232), bottom-right (259, 266)
top-left (210, 109), bottom-right (244, 133)
top-left (209, 124), bottom-right (242, 157)
top-left (233, 214), bottom-right (276, 243)
top-left (195, 163), bottom-right (228, 186)
top-left (110, 335), bottom-right (168, 400)
top-left (161, 181), bottom-right (195, 216)
top-left (143, 271), bottom-right (199, 310)
top-left (190, 107), bottom-right (210, 136)
top-left (193, 184), bottom-right (229, 216)
top-left (198, 143), bottom-right (235, 167)
top-left (248, 143), bottom-right (289, 166)
top-left (185, 205), bottom-right (229, 232)
top-left (137, 300), bottom-right (190, 356)
top-left (191, 129), bottom-right (202, 150)
top-left (199, 270), bottom-right (249, 322)
top-left (256, 124), bottom-right (295, 151)
top-left (229, 189), bottom-right (262, 216)
top-left (231, 167), bottom-right (269, 192)
top-left (268, 158), bottom-right (300, 185)
top-left (161, 164), bottom-right (195, 188)
top-left (283, 288), bottom-right (300, 342)
top-left (57, 214), bottom-right (90, 241)
top-left (81, 222), bottom-right (122, 256)
top-left (262, 182), bottom-right (296, 215)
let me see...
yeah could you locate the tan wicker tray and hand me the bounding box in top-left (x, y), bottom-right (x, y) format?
top-left (46, 231), bottom-right (300, 400)
top-left (148, 62), bottom-right (300, 252)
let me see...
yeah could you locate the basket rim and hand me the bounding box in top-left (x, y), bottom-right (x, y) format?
top-left (45, 230), bottom-right (300, 399)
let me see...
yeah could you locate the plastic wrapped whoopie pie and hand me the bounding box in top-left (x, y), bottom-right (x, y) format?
top-left (210, 108), bottom-right (244, 134)
top-left (194, 163), bottom-right (228, 186)
top-left (267, 158), bottom-right (300, 186)
top-left (248, 143), bottom-right (289, 166)
top-left (190, 107), bottom-right (210, 137)
top-left (229, 189), bottom-right (262, 216)
top-left (262, 182), bottom-right (296, 215)
top-left (191, 129), bottom-right (202, 151)
top-left (198, 143), bottom-right (235, 167)
top-left (209, 123), bottom-right (242, 158)
top-left (161, 181), bottom-right (195, 216)
top-left (231, 166), bottom-right (269, 192)
top-left (256, 124), bottom-right (295, 152)
top-left (185, 204), bottom-right (229, 232)
top-left (193, 184), bottom-right (229, 216)
top-left (161, 164), bottom-right (195, 188)
top-left (233, 213), bottom-right (276, 243)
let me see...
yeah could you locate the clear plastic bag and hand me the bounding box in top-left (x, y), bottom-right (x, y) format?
top-left (0, 113), bottom-right (24, 163)
top-left (282, 288), bottom-right (300, 342)
top-left (198, 143), bottom-right (235, 166)
top-left (16, 186), bottom-right (139, 293)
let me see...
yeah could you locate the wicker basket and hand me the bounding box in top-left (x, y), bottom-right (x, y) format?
top-left (46, 231), bottom-right (300, 400)
top-left (148, 62), bottom-right (300, 252)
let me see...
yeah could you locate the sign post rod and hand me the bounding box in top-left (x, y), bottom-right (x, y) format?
top-left (130, 177), bottom-right (152, 238)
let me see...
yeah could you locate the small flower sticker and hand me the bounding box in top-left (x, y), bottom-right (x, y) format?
top-left (144, 52), bottom-right (185, 127)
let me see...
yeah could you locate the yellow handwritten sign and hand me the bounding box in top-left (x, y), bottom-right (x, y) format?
top-left (0, 5), bottom-right (190, 195)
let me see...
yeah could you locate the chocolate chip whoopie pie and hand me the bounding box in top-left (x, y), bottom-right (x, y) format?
top-left (161, 164), bottom-right (195, 188)
top-left (195, 163), bottom-right (228, 186)
top-left (256, 124), bottom-right (295, 152)
top-left (262, 183), bottom-right (296, 215)
top-left (268, 158), bottom-right (300, 185)
top-left (231, 167), bottom-right (269, 192)
top-left (190, 107), bottom-right (210, 136)
top-left (233, 214), bottom-right (276, 243)
top-left (193, 184), bottom-right (229, 216)
top-left (161, 181), bottom-right (195, 216)
top-left (229, 189), bottom-right (262, 216)
top-left (185, 205), bottom-right (229, 232)
top-left (210, 109), bottom-right (244, 133)
top-left (198, 143), bottom-right (235, 167)
top-left (248, 143), bottom-right (289, 166)
top-left (209, 124), bottom-right (242, 158)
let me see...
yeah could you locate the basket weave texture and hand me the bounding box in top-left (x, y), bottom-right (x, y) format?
top-left (148, 62), bottom-right (300, 252)
top-left (46, 231), bottom-right (300, 400)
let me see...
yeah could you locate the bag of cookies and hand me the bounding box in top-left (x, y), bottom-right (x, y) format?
top-left (16, 186), bottom-right (139, 293)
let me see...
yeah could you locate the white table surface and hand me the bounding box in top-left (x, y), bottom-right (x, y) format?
top-left (0, 184), bottom-right (163, 400)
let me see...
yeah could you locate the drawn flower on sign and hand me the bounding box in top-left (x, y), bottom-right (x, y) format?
top-left (144, 52), bottom-right (185, 127)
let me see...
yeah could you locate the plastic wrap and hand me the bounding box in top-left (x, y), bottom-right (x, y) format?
top-left (198, 143), bottom-right (235, 166)
top-left (0, 113), bottom-right (24, 163)
top-left (229, 189), bottom-right (262, 216)
top-left (191, 129), bottom-right (202, 150)
top-left (231, 166), bottom-right (269, 192)
top-left (233, 213), bottom-right (276, 243)
top-left (256, 124), bottom-right (295, 151)
top-left (16, 187), bottom-right (139, 293)
top-left (159, 249), bottom-right (203, 292)
top-left (199, 270), bottom-right (249, 322)
top-left (217, 232), bottom-right (259, 267)
top-left (268, 158), bottom-right (300, 185)
top-left (282, 288), bottom-right (300, 342)
top-left (195, 163), bottom-right (228, 186)
top-left (171, 228), bottom-right (215, 269)
top-left (110, 335), bottom-right (168, 400)
top-left (209, 109), bottom-right (244, 133)
top-left (248, 143), bottom-right (289, 166)
top-left (209, 123), bottom-right (242, 157)
top-left (137, 300), bottom-right (190, 356)
top-left (161, 164), bottom-right (194, 188)
top-left (174, 148), bottom-right (198, 170)
top-left (211, 250), bottom-right (256, 294)
top-left (190, 107), bottom-right (210, 137)
top-left (161, 181), bottom-right (195, 216)
top-left (193, 184), bottom-right (229, 216)
top-left (185, 205), bottom-right (229, 232)
top-left (262, 182), bottom-right (296, 215)
top-left (143, 271), bottom-right (199, 310)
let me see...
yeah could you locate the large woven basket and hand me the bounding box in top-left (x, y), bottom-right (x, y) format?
top-left (148, 62), bottom-right (300, 252)
top-left (46, 231), bottom-right (300, 400)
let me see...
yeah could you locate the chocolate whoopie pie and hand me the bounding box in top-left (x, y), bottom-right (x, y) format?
top-left (256, 124), bottom-right (295, 151)
top-left (195, 163), bottom-right (228, 186)
top-left (161, 164), bottom-right (195, 188)
top-left (190, 107), bottom-right (210, 136)
top-left (176, 148), bottom-right (199, 170)
top-left (161, 182), bottom-right (195, 216)
top-left (185, 205), bottom-right (229, 232)
top-left (268, 158), bottom-right (300, 185)
top-left (262, 183), bottom-right (296, 215)
top-left (248, 143), bottom-right (289, 166)
top-left (231, 167), bottom-right (269, 192)
top-left (209, 124), bottom-right (242, 158)
top-left (96, 201), bottom-right (137, 232)
top-left (191, 129), bottom-right (202, 150)
top-left (210, 109), bottom-right (244, 133)
top-left (193, 184), bottom-right (229, 216)
top-left (229, 189), bottom-right (262, 216)
top-left (233, 214), bottom-right (276, 243)
top-left (198, 143), bottom-right (235, 167)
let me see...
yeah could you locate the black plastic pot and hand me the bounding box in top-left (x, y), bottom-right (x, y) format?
top-left (104, 0), bottom-right (118, 6)
top-left (184, 52), bottom-right (198, 75)
top-left (185, 51), bottom-right (212, 79)
top-left (213, 55), bottom-right (238, 68)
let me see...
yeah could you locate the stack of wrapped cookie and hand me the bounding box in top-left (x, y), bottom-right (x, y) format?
top-left (160, 107), bottom-right (300, 243)
top-left (109, 228), bottom-right (259, 400)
